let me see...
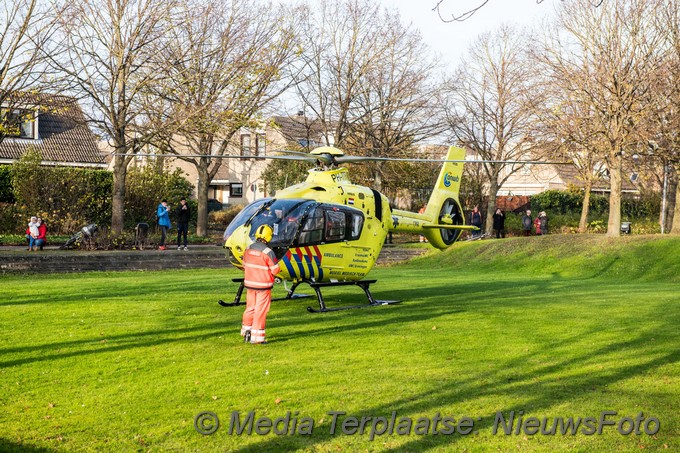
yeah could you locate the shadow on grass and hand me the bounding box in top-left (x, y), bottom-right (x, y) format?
top-left (267, 276), bottom-right (582, 325)
top-left (0, 438), bottom-right (56, 452)
top-left (0, 278), bottom-right (577, 368)
top-left (0, 301), bottom-right (461, 367)
top-left (224, 322), bottom-right (679, 452)
top-left (0, 278), bottom-right (229, 307)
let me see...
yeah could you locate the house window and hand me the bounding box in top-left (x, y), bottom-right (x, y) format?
top-left (241, 134), bottom-right (251, 156)
top-left (230, 183), bottom-right (243, 198)
top-left (1, 109), bottom-right (35, 139)
top-left (256, 134), bottom-right (265, 156)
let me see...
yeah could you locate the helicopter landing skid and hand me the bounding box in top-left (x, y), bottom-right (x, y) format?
top-left (305, 280), bottom-right (400, 313)
top-left (217, 278), bottom-right (312, 307)
top-left (218, 278), bottom-right (399, 312)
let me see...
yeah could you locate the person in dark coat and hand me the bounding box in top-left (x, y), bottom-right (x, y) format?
top-left (176, 197), bottom-right (191, 250)
top-left (539, 211), bottom-right (548, 235)
top-left (492, 208), bottom-right (505, 239)
top-left (522, 209), bottom-right (532, 237)
top-left (469, 205), bottom-right (483, 237)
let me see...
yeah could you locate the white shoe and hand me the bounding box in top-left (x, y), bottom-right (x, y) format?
top-left (177, 246), bottom-right (182, 250)
top-left (184, 246), bottom-right (188, 251)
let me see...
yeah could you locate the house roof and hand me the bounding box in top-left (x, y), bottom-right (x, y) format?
top-left (270, 115), bottom-right (328, 149)
top-left (552, 163), bottom-right (638, 192)
top-left (0, 93), bottom-right (105, 166)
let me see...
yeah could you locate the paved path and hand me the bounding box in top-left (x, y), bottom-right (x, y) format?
top-left (0, 244), bottom-right (428, 274)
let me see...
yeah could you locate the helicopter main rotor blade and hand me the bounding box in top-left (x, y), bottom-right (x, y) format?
top-left (272, 149), bottom-right (334, 165)
top-left (111, 152), bottom-right (570, 165)
top-left (335, 156), bottom-right (571, 165)
top-left (110, 152), bottom-right (320, 163)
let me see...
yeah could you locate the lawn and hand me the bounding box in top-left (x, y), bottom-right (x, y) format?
top-left (0, 235), bottom-right (679, 452)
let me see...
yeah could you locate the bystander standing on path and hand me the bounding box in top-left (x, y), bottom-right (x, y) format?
top-left (157, 200), bottom-right (171, 250)
top-left (176, 197), bottom-right (190, 250)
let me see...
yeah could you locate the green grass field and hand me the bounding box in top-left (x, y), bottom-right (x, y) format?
top-left (1, 235), bottom-right (679, 452)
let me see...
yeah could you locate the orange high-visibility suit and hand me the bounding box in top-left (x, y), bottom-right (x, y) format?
top-left (241, 241), bottom-right (280, 344)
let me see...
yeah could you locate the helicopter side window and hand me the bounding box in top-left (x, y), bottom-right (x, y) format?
top-left (325, 210), bottom-right (346, 242)
top-left (348, 212), bottom-right (364, 240)
top-left (296, 209), bottom-right (324, 245)
top-left (294, 205), bottom-right (363, 246)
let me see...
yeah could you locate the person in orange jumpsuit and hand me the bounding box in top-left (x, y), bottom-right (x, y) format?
top-left (241, 224), bottom-right (280, 344)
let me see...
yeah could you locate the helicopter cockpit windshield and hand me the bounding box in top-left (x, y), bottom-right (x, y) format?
top-left (223, 198), bottom-right (272, 243)
top-left (223, 198), bottom-right (318, 247)
top-left (252, 199), bottom-right (316, 246)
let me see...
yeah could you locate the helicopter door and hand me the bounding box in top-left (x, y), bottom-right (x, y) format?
top-left (296, 208), bottom-right (324, 245)
top-left (294, 206), bottom-right (364, 246)
top-left (324, 210), bottom-right (346, 242)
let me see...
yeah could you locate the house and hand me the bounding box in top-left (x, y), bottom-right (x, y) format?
top-left (0, 93), bottom-right (106, 168)
top-left (139, 113), bottom-right (332, 207)
top-left (497, 159), bottom-right (639, 197)
top-left (445, 147), bottom-right (639, 212)
top-left (209, 114), bottom-right (333, 205)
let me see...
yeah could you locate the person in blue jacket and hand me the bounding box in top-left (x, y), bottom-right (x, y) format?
top-left (157, 199), bottom-right (171, 250)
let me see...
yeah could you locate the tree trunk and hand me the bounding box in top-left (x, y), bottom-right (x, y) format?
top-left (111, 152), bottom-right (127, 237)
top-left (606, 152), bottom-right (622, 237)
top-left (372, 165), bottom-right (383, 192)
top-left (196, 161), bottom-right (210, 237)
top-left (578, 181), bottom-right (592, 233)
top-left (671, 164), bottom-right (680, 234)
top-left (485, 178), bottom-right (499, 236)
top-left (662, 165), bottom-right (677, 233)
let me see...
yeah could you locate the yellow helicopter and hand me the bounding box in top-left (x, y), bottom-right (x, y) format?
top-left (219, 145), bottom-right (478, 312)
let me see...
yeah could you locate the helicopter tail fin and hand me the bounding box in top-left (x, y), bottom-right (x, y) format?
top-left (423, 145), bottom-right (465, 217)
top-left (390, 146), bottom-right (475, 250)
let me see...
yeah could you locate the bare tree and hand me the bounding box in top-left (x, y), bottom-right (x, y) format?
top-left (345, 10), bottom-right (445, 191)
top-left (47, 0), bottom-right (179, 236)
top-left (0, 0), bottom-right (54, 142)
top-left (534, 68), bottom-right (608, 232)
top-left (538, 0), bottom-right (661, 236)
top-left (432, 0), bottom-right (604, 23)
top-left (648, 0), bottom-right (680, 233)
top-left (289, 0), bottom-right (444, 192)
top-left (146, 0), bottom-right (297, 236)
top-left (442, 25), bottom-right (540, 235)
top-left (290, 0), bottom-right (382, 149)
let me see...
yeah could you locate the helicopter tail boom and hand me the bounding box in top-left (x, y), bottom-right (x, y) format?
top-left (390, 146), bottom-right (468, 250)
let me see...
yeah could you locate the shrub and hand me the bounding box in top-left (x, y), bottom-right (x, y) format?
top-left (534, 190), bottom-right (658, 220)
top-left (6, 150), bottom-right (194, 235)
top-left (631, 218), bottom-right (661, 234)
top-left (0, 202), bottom-right (16, 232)
top-left (209, 204), bottom-right (243, 231)
top-left (11, 149), bottom-right (113, 234)
top-left (530, 190), bottom-right (583, 214)
top-left (622, 193), bottom-right (661, 218)
top-left (124, 164), bottom-right (194, 227)
top-left (0, 165), bottom-right (14, 203)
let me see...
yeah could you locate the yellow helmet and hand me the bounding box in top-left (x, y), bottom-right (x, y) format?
top-left (255, 224), bottom-right (273, 243)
